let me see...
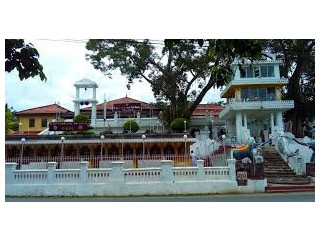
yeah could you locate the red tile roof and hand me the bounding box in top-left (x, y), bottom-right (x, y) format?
top-left (16, 104), bottom-right (72, 115)
top-left (192, 103), bottom-right (224, 116)
top-left (82, 96), bottom-right (159, 111)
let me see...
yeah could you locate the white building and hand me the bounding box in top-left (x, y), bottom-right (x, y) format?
top-left (219, 58), bottom-right (294, 144)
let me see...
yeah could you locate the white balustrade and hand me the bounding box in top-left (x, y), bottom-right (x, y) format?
top-left (123, 168), bottom-right (161, 182)
top-left (13, 170), bottom-right (48, 184)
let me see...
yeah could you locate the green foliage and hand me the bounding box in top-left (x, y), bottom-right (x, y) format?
top-left (5, 104), bottom-right (19, 134)
top-left (86, 39), bottom-right (262, 123)
top-left (123, 120), bottom-right (139, 133)
top-left (170, 118), bottom-right (189, 132)
top-left (73, 114), bottom-right (90, 124)
top-left (5, 39), bottom-right (47, 81)
top-left (262, 39), bottom-right (315, 137)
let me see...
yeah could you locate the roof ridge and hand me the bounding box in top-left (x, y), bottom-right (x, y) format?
top-left (16, 103), bottom-right (71, 114)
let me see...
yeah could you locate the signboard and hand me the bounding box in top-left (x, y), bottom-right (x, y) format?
top-left (49, 122), bottom-right (88, 131)
top-left (237, 171), bottom-right (248, 180)
top-left (113, 103), bottom-right (141, 111)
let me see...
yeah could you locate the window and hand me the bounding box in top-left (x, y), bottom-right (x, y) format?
top-left (258, 87), bottom-right (267, 101)
top-left (41, 119), bottom-right (48, 127)
top-left (241, 88), bottom-right (249, 101)
top-left (241, 65), bottom-right (275, 78)
top-left (267, 87), bottom-right (275, 100)
top-left (29, 119), bottom-right (35, 128)
top-left (260, 66), bottom-right (275, 77)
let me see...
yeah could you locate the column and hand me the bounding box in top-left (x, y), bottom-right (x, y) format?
top-left (270, 113), bottom-right (275, 133)
top-left (76, 87), bottom-right (80, 99)
top-left (227, 159), bottom-right (237, 181)
top-left (276, 111), bottom-right (284, 133)
top-left (110, 161), bottom-right (124, 182)
top-left (235, 112), bottom-right (242, 144)
top-left (197, 160), bottom-right (205, 180)
top-left (91, 103), bottom-right (97, 126)
top-left (79, 161), bottom-right (89, 183)
top-left (74, 103), bottom-right (80, 116)
top-left (243, 113), bottom-right (248, 129)
top-left (47, 162), bottom-right (57, 184)
top-left (160, 160), bottom-right (173, 182)
top-left (5, 163), bottom-right (18, 184)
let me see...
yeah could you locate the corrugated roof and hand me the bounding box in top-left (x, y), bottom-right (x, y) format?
top-left (16, 104), bottom-right (73, 115)
top-left (192, 103), bottom-right (224, 116)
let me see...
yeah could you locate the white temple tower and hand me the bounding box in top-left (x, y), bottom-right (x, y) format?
top-left (73, 78), bottom-right (98, 126)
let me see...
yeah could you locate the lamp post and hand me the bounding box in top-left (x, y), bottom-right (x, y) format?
top-left (142, 134), bottom-right (146, 161)
top-left (222, 134), bottom-right (226, 160)
top-left (184, 120), bottom-right (187, 133)
top-left (60, 136), bottom-right (65, 169)
top-left (183, 134), bottom-right (187, 156)
top-left (20, 138), bottom-right (26, 169)
top-left (100, 135), bottom-right (105, 161)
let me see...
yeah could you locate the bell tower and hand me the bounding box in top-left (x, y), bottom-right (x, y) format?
top-left (73, 78), bottom-right (98, 126)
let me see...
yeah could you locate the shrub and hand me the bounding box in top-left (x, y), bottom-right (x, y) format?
top-left (73, 114), bottom-right (90, 124)
top-left (123, 120), bottom-right (139, 133)
top-left (170, 118), bottom-right (188, 132)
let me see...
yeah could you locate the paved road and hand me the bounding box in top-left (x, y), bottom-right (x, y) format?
top-left (5, 192), bottom-right (315, 202)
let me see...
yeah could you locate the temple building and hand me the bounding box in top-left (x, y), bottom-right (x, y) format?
top-left (219, 57), bottom-right (294, 144)
top-left (15, 103), bottom-right (73, 135)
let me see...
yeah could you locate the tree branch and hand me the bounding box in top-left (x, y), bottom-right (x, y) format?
top-left (139, 73), bottom-right (153, 84)
top-left (148, 58), bottom-right (165, 73)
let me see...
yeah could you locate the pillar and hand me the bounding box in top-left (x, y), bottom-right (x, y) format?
top-left (91, 103), bottom-right (97, 125)
top-left (110, 161), bottom-right (124, 182)
top-left (197, 160), bottom-right (205, 180)
top-left (243, 113), bottom-right (248, 129)
top-left (276, 111), bottom-right (284, 133)
top-left (270, 113), bottom-right (275, 133)
top-left (5, 163), bottom-right (17, 184)
top-left (160, 160), bottom-right (173, 182)
top-left (74, 103), bottom-right (80, 116)
top-left (80, 161), bottom-right (89, 183)
top-left (235, 112), bottom-right (242, 144)
top-left (47, 162), bottom-right (57, 184)
top-left (227, 159), bottom-right (237, 181)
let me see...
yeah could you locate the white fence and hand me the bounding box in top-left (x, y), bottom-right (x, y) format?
top-left (5, 159), bottom-right (267, 197)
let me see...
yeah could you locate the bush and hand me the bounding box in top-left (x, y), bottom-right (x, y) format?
top-left (170, 118), bottom-right (188, 132)
top-left (73, 114), bottom-right (90, 124)
top-left (123, 120), bottom-right (139, 133)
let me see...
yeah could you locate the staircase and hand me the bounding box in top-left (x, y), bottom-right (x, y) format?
top-left (262, 146), bottom-right (313, 192)
top-left (262, 146), bottom-right (296, 178)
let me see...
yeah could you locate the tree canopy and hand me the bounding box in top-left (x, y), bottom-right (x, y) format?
top-left (5, 39), bottom-right (47, 81)
top-left (262, 39), bottom-right (315, 137)
top-left (5, 104), bottom-right (19, 134)
top-left (85, 39), bottom-right (262, 123)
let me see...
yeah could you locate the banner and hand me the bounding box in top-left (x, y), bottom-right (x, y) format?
top-left (49, 122), bottom-right (88, 131)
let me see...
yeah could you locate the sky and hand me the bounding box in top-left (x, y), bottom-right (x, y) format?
top-left (5, 39), bottom-right (223, 112)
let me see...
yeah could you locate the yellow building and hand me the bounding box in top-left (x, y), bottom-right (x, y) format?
top-left (15, 103), bottom-right (73, 135)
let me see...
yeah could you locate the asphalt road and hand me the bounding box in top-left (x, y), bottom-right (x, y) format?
top-left (5, 192), bottom-right (315, 202)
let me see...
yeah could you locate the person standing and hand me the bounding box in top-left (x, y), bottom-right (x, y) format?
top-left (191, 150), bottom-right (197, 166)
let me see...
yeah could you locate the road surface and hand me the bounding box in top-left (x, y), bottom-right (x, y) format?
top-left (5, 191), bottom-right (315, 202)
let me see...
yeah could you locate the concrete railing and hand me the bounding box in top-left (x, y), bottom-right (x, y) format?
top-left (219, 100), bottom-right (294, 118)
top-left (5, 159), bottom-right (267, 196)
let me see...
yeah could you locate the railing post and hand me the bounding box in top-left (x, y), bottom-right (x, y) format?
top-left (47, 162), bottom-right (57, 184)
top-left (227, 159), bottom-right (237, 181)
top-left (110, 161), bottom-right (124, 182)
top-left (161, 160), bottom-right (173, 182)
top-left (80, 161), bottom-right (89, 183)
top-left (5, 163), bottom-right (18, 184)
top-left (197, 159), bottom-right (205, 180)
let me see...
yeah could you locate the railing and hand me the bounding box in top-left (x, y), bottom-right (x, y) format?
top-left (204, 167), bottom-right (231, 180)
top-left (173, 167), bottom-right (199, 181)
top-left (123, 168), bottom-right (162, 182)
top-left (219, 100), bottom-right (294, 118)
top-left (13, 169), bottom-right (48, 184)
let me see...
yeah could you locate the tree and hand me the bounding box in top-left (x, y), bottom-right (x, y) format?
top-left (262, 40), bottom-right (315, 137)
top-left (5, 39), bottom-right (47, 81)
top-left (73, 114), bottom-right (90, 124)
top-left (5, 104), bottom-right (19, 134)
top-left (85, 39), bottom-right (262, 124)
top-left (123, 120), bottom-right (139, 133)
